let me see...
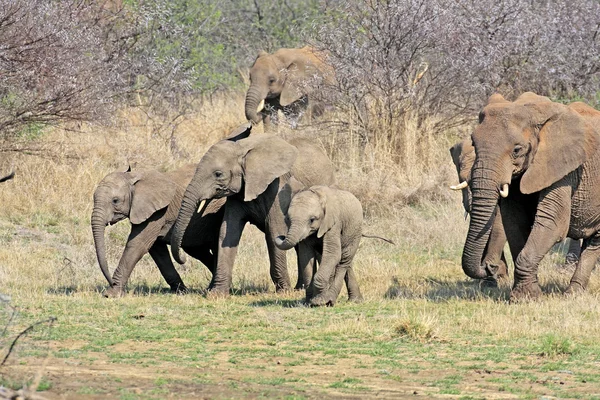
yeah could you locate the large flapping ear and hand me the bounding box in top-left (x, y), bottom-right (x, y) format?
top-left (225, 122), bottom-right (252, 142)
top-left (279, 49), bottom-right (324, 106)
top-left (238, 135), bottom-right (299, 201)
top-left (310, 186), bottom-right (336, 238)
top-left (520, 99), bottom-right (599, 194)
top-left (129, 170), bottom-right (177, 224)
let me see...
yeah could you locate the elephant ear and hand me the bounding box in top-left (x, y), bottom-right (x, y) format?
top-left (310, 186), bottom-right (336, 238)
top-left (280, 50), bottom-right (324, 106)
top-left (238, 135), bottom-right (299, 201)
top-left (520, 100), bottom-right (599, 194)
top-left (129, 170), bottom-right (177, 224)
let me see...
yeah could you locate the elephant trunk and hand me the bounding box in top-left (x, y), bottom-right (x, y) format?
top-left (461, 164), bottom-right (500, 280)
top-left (171, 181), bottom-right (203, 265)
top-left (275, 224), bottom-right (307, 251)
top-left (91, 207), bottom-right (113, 285)
top-left (245, 85), bottom-right (265, 124)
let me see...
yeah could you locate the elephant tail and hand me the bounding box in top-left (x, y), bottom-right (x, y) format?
top-left (362, 234), bottom-right (395, 245)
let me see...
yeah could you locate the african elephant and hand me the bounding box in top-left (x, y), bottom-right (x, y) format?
top-left (245, 46), bottom-right (333, 131)
top-left (462, 92), bottom-right (600, 301)
top-left (275, 185), bottom-right (363, 306)
top-left (91, 165), bottom-right (225, 297)
top-left (170, 123), bottom-right (336, 295)
top-left (450, 138), bottom-right (509, 282)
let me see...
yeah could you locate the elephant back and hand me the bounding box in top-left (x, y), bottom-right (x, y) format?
top-left (288, 138), bottom-right (335, 188)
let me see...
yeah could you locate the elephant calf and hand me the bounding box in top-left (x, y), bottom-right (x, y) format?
top-left (91, 165), bottom-right (225, 297)
top-left (275, 185), bottom-right (363, 306)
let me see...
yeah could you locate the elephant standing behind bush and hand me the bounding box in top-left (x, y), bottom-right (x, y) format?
top-left (462, 92), bottom-right (600, 301)
top-left (170, 124), bottom-right (336, 295)
top-left (276, 185), bottom-right (364, 306)
top-left (245, 46), bottom-right (333, 131)
top-left (91, 165), bottom-right (225, 297)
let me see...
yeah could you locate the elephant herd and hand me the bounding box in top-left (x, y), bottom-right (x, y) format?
top-left (91, 46), bottom-right (600, 304)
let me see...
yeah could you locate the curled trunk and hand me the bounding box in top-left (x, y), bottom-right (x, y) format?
top-left (245, 85), bottom-right (264, 124)
top-left (171, 182), bottom-right (201, 264)
top-left (91, 208), bottom-right (113, 285)
top-left (461, 167), bottom-right (500, 279)
top-left (275, 224), bottom-right (306, 251)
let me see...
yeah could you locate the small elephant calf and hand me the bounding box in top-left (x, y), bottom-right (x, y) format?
top-left (275, 185), bottom-right (363, 306)
top-left (91, 165), bottom-right (225, 297)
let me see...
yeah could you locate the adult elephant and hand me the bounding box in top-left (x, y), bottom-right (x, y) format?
top-left (170, 124), bottom-right (336, 295)
top-left (245, 46), bottom-right (333, 131)
top-left (450, 138), bottom-right (509, 282)
top-left (91, 165), bottom-right (225, 297)
top-left (462, 92), bottom-right (600, 301)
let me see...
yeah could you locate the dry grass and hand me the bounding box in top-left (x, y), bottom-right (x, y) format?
top-left (1, 91), bottom-right (599, 398)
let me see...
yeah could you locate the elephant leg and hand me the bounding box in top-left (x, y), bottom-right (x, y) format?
top-left (564, 238), bottom-right (582, 267)
top-left (566, 234), bottom-right (600, 293)
top-left (483, 206), bottom-right (509, 280)
top-left (183, 246), bottom-right (216, 276)
top-left (309, 234), bottom-right (342, 306)
top-left (149, 241), bottom-right (186, 293)
top-left (209, 206), bottom-right (247, 295)
top-left (265, 231), bottom-right (292, 292)
top-left (294, 242), bottom-right (316, 290)
top-left (511, 185), bottom-right (571, 301)
top-left (107, 222), bottom-right (159, 298)
top-left (344, 268), bottom-right (363, 303)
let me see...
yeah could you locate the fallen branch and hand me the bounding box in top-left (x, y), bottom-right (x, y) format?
top-left (1, 317), bottom-right (56, 366)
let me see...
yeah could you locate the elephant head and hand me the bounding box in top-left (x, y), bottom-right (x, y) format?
top-left (449, 138), bottom-right (476, 214)
top-left (245, 47), bottom-right (328, 124)
top-left (91, 167), bottom-right (178, 285)
top-left (275, 186), bottom-right (334, 251)
top-left (462, 92), bottom-right (599, 280)
top-left (170, 124), bottom-right (299, 264)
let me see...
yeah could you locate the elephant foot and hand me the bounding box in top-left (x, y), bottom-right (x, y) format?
top-left (509, 283), bottom-right (542, 303)
top-left (564, 281), bottom-right (586, 296)
top-left (206, 287), bottom-right (230, 299)
top-left (348, 294), bottom-right (364, 304)
top-left (170, 283), bottom-right (188, 295)
top-left (309, 292), bottom-right (336, 307)
top-left (104, 286), bottom-right (126, 298)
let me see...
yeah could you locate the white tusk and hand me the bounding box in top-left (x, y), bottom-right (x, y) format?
top-left (257, 99), bottom-right (265, 113)
top-left (499, 183), bottom-right (509, 198)
top-left (450, 181), bottom-right (468, 190)
top-left (197, 200), bottom-right (206, 213)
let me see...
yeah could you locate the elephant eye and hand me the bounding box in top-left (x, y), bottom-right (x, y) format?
top-left (512, 145), bottom-right (524, 157)
top-left (112, 197), bottom-right (119, 204)
top-left (309, 217), bottom-right (316, 224)
top-left (214, 170), bottom-right (223, 179)
top-left (269, 77), bottom-right (276, 84)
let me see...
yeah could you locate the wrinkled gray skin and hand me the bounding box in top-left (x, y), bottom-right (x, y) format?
top-left (91, 165), bottom-right (225, 298)
top-left (275, 186), bottom-right (363, 306)
top-left (170, 124), bottom-right (336, 294)
top-left (463, 92), bottom-right (600, 301)
top-left (450, 138), bottom-right (509, 283)
top-left (245, 46), bottom-right (332, 132)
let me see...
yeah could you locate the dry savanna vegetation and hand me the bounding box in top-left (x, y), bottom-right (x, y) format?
top-left (1, 0), bottom-right (600, 399)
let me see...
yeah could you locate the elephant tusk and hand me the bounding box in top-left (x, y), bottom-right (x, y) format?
top-left (499, 183), bottom-right (509, 198)
top-left (197, 200), bottom-right (206, 213)
top-left (257, 99), bottom-right (265, 113)
top-left (464, 211), bottom-right (468, 221)
top-left (450, 181), bottom-right (468, 190)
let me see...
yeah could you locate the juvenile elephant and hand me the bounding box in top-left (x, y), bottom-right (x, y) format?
top-left (170, 124), bottom-right (336, 295)
top-left (450, 138), bottom-right (509, 282)
top-left (245, 46), bottom-right (333, 131)
top-left (275, 185), bottom-right (364, 306)
top-left (91, 165), bottom-right (225, 297)
top-left (462, 92), bottom-right (600, 301)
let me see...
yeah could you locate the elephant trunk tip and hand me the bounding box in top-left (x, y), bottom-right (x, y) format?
top-left (275, 235), bottom-right (294, 250)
